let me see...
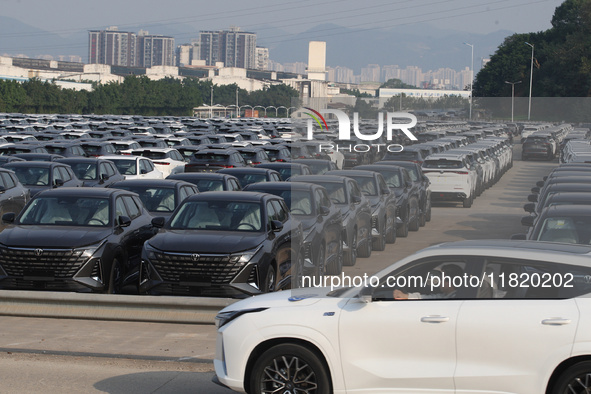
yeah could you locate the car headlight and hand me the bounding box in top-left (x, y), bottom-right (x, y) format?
top-left (215, 307), bottom-right (268, 329)
top-left (143, 242), bottom-right (158, 260)
top-left (73, 241), bottom-right (105, 259)
top-left (229, 245), bottom-right (262, 264)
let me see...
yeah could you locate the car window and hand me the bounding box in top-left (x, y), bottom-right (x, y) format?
top-left (139, 159), bottom-right (150, 174)
top-left (271, 200), bottom-right (288, 222)
top-left (122, 195), bottom-right (141, 219)
top-left (115, 197), bottom-right (129, 218)
top-left (1, 172), bottom-right (15, 189)
top-left (377, 174), bottom-right (389, 194)
top-left (99, 163), bottom-right (110, 178)
top-left (383, 171), bottom-right (401, 188)
top-left (479, 259), bottom-right (591, 299)
top-left (58, 166), bottom-right (71, 182)
top-left (350, 181), bottom-right (362, 202)
top-left (106, 163), bottom-right (117, 176)
top-left (52, 167), bottom-right (62, 182)
top-left (267, 201), bottom-right (279, 226)
top-left (230, 179), bottom-right (241, 191)
top-left (318, 188), bottom-right (331, 208)
top-left (179, 186), bottom-right (197, 201)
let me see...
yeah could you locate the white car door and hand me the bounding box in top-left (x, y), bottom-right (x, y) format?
top-left (454, 258), bottom-right (581, 394)
top-left (339, 257), bottom-right (469, 392)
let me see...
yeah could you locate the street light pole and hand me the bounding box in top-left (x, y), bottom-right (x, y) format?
top-left (236, 88), bottom-right (239, 118)
top-left (525, 42), bottom-right (534, 121)
top-left (504, 80), bottom-right (522, 122)
top-left (210, 84), bottom-right (213, 118)
top-left (463, 42), bottom-right (474, 120)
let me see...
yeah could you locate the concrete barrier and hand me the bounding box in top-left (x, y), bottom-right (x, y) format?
top-left (0, 290), bottom-right (237, 324)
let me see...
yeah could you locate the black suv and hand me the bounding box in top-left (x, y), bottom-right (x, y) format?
top-left (56, 158), bottom-right (124, 187)
top-left (4, 161), bottom-right (83, 197)
top-left (140, 192), bottom-right (302, 297)
top-left (0, 188), bottom-right (157, 293)
top-left (185, 149), bottom-right (247, 172)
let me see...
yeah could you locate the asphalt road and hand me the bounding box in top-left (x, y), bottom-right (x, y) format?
top-left (0, 146), bottom-right (558, 393)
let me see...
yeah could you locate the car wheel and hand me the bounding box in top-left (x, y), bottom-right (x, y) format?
top-left (106, 258), bottom-right (123, 294)
top-left (315, 245), bottom-right (325, 278)
top-left (372, 221), bottom-right (386, 251)
top-left (357, 227), bottom-right (372, 258)
top-left (419, 211), bottom-right (426, 227)
top-left (462, 195), bottom-right (473, 208)
top-left (263, 265), bottom-right (277, 293)
top-left (551, 361), bottom-right (591, 394)
top-left (344, 230), bottom-right (357, 266)
top-left (425, 202), bottom-right (432, 222)
top-left (395, 212), bottom-right (408, 239)
top-left (409, 213), bottom-right (420, 231)
top-left (249, 343), bottom-right (331, 394)
top-left (326, 237), bottom-right (343, 276)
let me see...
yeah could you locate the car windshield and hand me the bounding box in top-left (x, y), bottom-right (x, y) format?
top-left (134, 151), bottom-right (167, 160)
top-left (9, 167), bottom-right (50, 186)
top-left (388, 151), bottom-right (419, 160)
top-left (382, 172), bottom-right (402, 188)
top-left (193, 153), bottom-right (230, 163)
top-left (115, 186), bottom-right (175, 212)
top-left (45, 147), bottom-right (67, 155)
top-left (423, 159), bottom-right (463, 169)
top-left (537, 216), bottom-right (591, 244)
top-left (279, 190), bottom-right (313, 215)
top-left (350, 177), bottom-right (377, 196)
top-left (194, 180), bottom-right (224, 191)
top-left (170, 200), bottom-right (262, 231)
top-left (111, 159), bottom-right (137, 176)
top-left (19, 196), bottom-right (110, 226)
top-left (70, 163), bottom-right (98, 180)
top-left (307, 162), bottom-right (330, 175)
top-left (82, 145), bottom-right (103, 153)
top-left (233, 173), bottom-right (267, 187)
top-left (316, 182), bottom-right (346, 204)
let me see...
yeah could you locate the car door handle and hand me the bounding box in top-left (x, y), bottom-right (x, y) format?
top-left (542, 318), bottom-right (572, 326)
top-left (421, 316), bottom-right (449, 323)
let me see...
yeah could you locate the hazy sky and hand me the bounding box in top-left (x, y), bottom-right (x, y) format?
top-left (0, 0), bottom-right (564, 40)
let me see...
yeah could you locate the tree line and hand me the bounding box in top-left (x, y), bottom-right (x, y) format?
top-left (0, 76), bottom-right (299, 116)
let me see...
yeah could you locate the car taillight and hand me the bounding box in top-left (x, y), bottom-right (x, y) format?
top-left (252, 162), bottom-right (261, 165)
top-left (221, 165), bottom-right (234, 168)
top-left (276, 159), bottom-right (286, 162)
top-left (153, 162), bottom-right (170, 165)
top-left (454, 171), bottom-right (469, 174)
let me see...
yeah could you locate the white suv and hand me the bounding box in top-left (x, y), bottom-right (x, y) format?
top-left (422, 153), bottom-right (477, 208)
top-left (129, 148), bottom-right (185, 177)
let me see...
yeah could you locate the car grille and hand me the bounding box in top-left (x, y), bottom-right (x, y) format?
top-left (372, 215), bottom-right (379, 229)
top-left (150, 252), bottom-right (246, 284)
top-left (0, 247), bottom-right (86, 278)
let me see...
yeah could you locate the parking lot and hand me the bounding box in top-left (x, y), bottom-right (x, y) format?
top-left (0, 144), bottom-right (560, 393)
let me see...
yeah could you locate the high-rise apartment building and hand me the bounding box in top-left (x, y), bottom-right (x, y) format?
top-left (88, 27), bottom-right (136, 67)
top-left (137, 30), bottom-right (175, 67)
top-left (255, 47), bottom-right (269, 70)
top-left (199, 27), bottom-right (256, 69)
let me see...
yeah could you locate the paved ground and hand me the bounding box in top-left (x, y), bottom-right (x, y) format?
top-left (0, 146), bottom-right (559, 392)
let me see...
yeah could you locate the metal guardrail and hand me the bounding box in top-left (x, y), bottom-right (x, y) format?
top-left (0, 290), bottom-right (237, 324)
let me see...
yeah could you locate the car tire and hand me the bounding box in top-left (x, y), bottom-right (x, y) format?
top-left (409, 213), bottom-right (420, 231)
top-left (372, 222), bottom-right (386, 251)
top-left (326, 237), bottom-right (343, 276)
top-left (395, 211), bottom-right (408, 238)
top-left (550, 361), bottom-right (591, 394)
top-left (463, 195), bottom-right (473, 208)
top-left (419, 212), bottom-right (426, 227)
top-left (315, 246), bottom-right (325, 278)
top-left (425, 201), bottom-right (432, 222)
top-left (263, 265), bottom-right (277, 293)
top-left (106, 258), bottom-right (123, 294)
top-left (344, 230), bottom-right (357, 266)
top-left (249, 343), bottom-right (331, 394)
top-left (357, 228), bottom-right (372, 258)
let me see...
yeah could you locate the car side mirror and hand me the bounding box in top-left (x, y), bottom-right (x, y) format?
top-left (319, 206), bottom-right (330, 216)
top-left (0, 186), bottom-right (5, 194)
top-left (351, 195), bottom-right (361, 204)
top-left (270, 220), bottom-right (284, 232)
top-left (151, 216), bottom-right (166, 228)
top-left (521, 216), bottom-right (535, 227)
top-left (2, 212), bottom-right (15, 224)
top-left (528, 194), bottom-right (538, 202)
top-left (511, 233), bottom-right (527, 240)
top-left (117, 215), bottom-right (132, 227)
top-left (536, 180), bottom-right (545, 188)
top-left (140, 169), bottom-right (148, 174)
top-left (382, 188), bottom-right (390, 195)
top-left (53, 179), bottom-right (64, 188)
top-left (531, 187), bottom-right (540, 194)
top-left (358, 285), bottom-right (373, 303)
top-left (101, 173), bottom-right (110, 181)
top-left (523, 203), bottom-right (535, 213)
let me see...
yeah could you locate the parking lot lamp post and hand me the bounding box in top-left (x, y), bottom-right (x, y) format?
top-left (505, 81), bottom-right (522, 122)
top-left (463, 42), bottom-right (474, 120)
top-left (525, 42), bottom-right (534, 120)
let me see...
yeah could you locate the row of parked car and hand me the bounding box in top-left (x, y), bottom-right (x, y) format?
top-left (0, 112), bottom-right (522, 297)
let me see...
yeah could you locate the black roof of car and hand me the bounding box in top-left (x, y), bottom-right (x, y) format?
top-left (218, 167), bottom-right (279, 175)
top-left (56, 157), bottom-right (111, 164)
top-left (4, 161), bottom-right (69, 168)
top-left (13, 153), bottom-right (64, 160)
top-left (353, 164), bottom-right (404, 172)
top-left (291, 175), bottom-right (349, 183)
top-left (167, 172), bottom-right (237, 181)
top-left (110, 179), bottom-right (195, 188)
top-left (185, 191), bottom-right (271, 203)
top-left (545, 192), bottom-right (591, 203)
top-left (326, 169), bottom-right (377, 178)
top-left (43, 142), bottom-right (83, 147)
top-left (244, 181), bottom-right (315, 192)
top-left (194, 148), bottom-right (239, 155)
top-left (540, 205), bottom-right (591, 216)
top-left (256, 163), bottom-right (309, 169)
top-left (35, 187), bottom-right (131, 198)
top-left (293, 159), bottom-right (332, 165)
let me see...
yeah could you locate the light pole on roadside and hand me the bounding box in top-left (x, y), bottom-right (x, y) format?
top-left (505, 80), bottom-right (522, 122)
top-left (463, 42), bottom-right (474, 120)
top-left (210, 85), bottom-right (213, 118)
top-left (525, 42), bottom-right (535, 120)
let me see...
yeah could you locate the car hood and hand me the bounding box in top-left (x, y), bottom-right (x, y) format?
top-left (0, 225), bottom-right (111, 248)
top-left (149, 229), bottom-right (265, 254)
top-left (219, 287), bottom-right (336, 313)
